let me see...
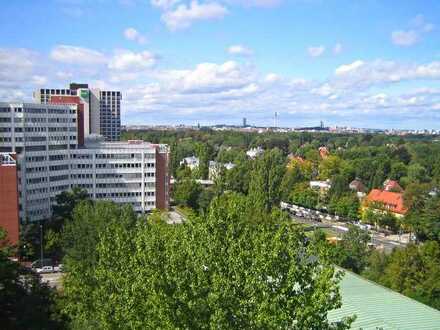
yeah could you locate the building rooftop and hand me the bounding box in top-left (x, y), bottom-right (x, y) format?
top-left (365, 189), bottom-right (407, 215)
top-left (328, 270), bottom-right (440, 329)
top-left (82, 138), bottom-right (167, 150)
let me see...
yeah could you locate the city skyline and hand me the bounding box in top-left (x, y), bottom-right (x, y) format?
top-left (1, 0), bottom-right (440, 129)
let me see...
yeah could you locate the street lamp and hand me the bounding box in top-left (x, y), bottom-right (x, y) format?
top-left (40, 222), bottom-right (44, 266)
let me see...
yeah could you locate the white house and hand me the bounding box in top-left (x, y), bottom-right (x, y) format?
top-left (180, 156), bottom-right (200, 170)
top-left (246, 147), bottom-right (264, 159)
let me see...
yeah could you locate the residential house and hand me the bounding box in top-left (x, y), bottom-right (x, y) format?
top-left (246, 147), bottom-right (264, 159)
top-left (349, 178), bottom-right (367, 198)
top-left (180, 156), bottom-right (200, 170)
top-left (363, 189), bottom-right (407, 218)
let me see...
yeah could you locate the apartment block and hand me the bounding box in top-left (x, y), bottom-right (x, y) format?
top-left (0, 102), bottom-right (78, 221)
top-left (33, 83), bottom-right (121, 142)
top-left (72, 139), bottom-right (169, 213)
top-left (0, 101), bottom-right (169, 222)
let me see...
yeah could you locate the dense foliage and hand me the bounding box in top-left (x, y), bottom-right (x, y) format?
top-left (0, 229), bottom-right (64, 329)
top-left (60, 197), bottom-right (354, 329)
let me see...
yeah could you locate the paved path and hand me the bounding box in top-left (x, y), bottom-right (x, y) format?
top-left (40, 272), bottom-right (63, 289)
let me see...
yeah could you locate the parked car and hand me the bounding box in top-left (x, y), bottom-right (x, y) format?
top-left (36, 266), bottom-right (54, 274)
top-left (31, 258), bottom-right (53, 269)
top-left (54, 264), bottom-right (63, 272)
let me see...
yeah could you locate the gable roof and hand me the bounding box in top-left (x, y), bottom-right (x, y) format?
top-left (365, 189), bottom-right (407, 215)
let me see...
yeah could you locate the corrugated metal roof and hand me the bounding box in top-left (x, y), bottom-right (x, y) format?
top-left (328, 269), bottom-right (440, 329)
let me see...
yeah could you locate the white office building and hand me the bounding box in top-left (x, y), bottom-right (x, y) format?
top-left (0, 102), bottom-right (169, 222)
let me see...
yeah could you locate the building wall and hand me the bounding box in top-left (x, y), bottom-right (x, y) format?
top-left (1, 101), bottom-right (168, 222)
top-left (0, 102), bottom-right (77, 221)
top-left (155, 146), bottom-right (170, 209)
top-left (0, 154), bottom-right (19, 246)
top-left (34, 86), bottom-right (121, 142)
top-left (50, 95), bottom-right (84, 146)
top-left (99, 90), bottom-right (121, 141)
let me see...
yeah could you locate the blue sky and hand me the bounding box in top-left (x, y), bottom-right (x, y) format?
top-left (1, 0), bottom-right (440, 129)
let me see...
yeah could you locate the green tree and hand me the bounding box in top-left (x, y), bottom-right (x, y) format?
top-left (336, 225), bottom-right (371, 274)
top-left (62, 194), bottom-right (354, 329)
top-left (248, 149), bottom-right (285, 212)
top-left (172, 178), bottom-right (203, 210)
top-left (289, 182), bottom-right (319, 209)
top-left (0, 228), bottom-right (64, 329)
top-left (61, 202), bottom-right (138, 326)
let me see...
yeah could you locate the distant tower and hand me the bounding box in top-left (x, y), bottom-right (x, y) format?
top-left (274, 112), bottom-right (279, 128)
top-left (243, 117), bottom-right (247, 127)
top-left (320, 120), bottom-right (324, 129)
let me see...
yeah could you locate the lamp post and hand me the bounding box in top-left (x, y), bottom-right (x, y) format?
top-left (40, 222), bottom-right (44, 266)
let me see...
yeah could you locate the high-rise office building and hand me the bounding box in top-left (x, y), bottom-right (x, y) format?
top-left (0, 102), bottom-right (78, 221)
top-left (0, 101), bottom-right (169, 222)
top-left (33, 83), bottom-right (121, 141)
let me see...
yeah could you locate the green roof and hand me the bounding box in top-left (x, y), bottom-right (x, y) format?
top-left (328, 269), bottom-right (440, 329)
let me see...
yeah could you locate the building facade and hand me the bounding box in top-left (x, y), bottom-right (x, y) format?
top-left (71, 139), bottom-right (169, 213)
top-left (0, 102), bottom-right (78, 221)
top-left (0, 153), bottom-right (20, 246)
top-left (33, 83), bottom-right (121, 141)
top-left (0, 102), bottom-right (169, 222)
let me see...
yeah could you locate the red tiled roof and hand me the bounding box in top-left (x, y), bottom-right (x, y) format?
top-left (365, 189), bottom-right (407, 215)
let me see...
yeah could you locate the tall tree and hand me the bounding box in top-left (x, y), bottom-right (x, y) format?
top-left (61, 194), bottom-right (354, 329)
top-left (248, 149), bottom-right (285, 212)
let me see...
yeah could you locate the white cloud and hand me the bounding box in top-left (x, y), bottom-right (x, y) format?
top-left (124, 28), bottom-right (147, 44)
top-left (161, 1), bottom-right (228, 31)
top-left (0, 48), bottom-right (41, 88)
top-left (50, 45), bottom-right (107, 65)
top-left (150, 0), bottom-right (181, 9)
top-left (333, 43), bottom-right (343, 55)
top-left (264, 73), bottom-right (281, 83)
top-left (307, 45), bottom-right (325, 57)
top-left (159, 61), bottom-right (252, 93)
top-left (225, 0), bottom-right (282, 8)
top-left (31, 75), bottom-right (48, 86)
top-left (109, 50), bottom-right (157, 71)
top-left (391, 30), bottom-right (418, 47)
top-left (391, 15), bottom-right (435, 47)
top-left (335, 60), bottom-right (364, 76)
top-left (227, 44), bottom-right (253, 56)
top-left (410, 14), bottom-right (435, 32)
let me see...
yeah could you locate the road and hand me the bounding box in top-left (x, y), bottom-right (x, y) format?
top-left (288, 214), bottom-right (407, 253)
top-left (40, 272), bottom-right (63, 289)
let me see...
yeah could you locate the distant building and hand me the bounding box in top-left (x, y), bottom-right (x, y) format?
top-left (180, 156), bottom-right (199, 170)
top-left (349, 178), bottom-right (367, 198)
top-left (246, 147), bottom-right (264, 159)
top-left (319, 146), bottom-right (330, 159)
top-left (364, 189), bottom-right (407, 218)
top-left (310, 180), bottom-right (332, 193)
top-left (242, 117), bottom-right (247, 127)
top-left (383, 179), bottom-right (404, 193)
top-left (0, 153), bottom-right (19, 246)
top-left (33, 83), bottom-right (122, 141)
top-left (208, 161), bottom-right (236, 180)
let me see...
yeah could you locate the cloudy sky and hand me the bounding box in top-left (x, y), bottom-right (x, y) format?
top-left (1, 0), bottom-right (440, 129)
